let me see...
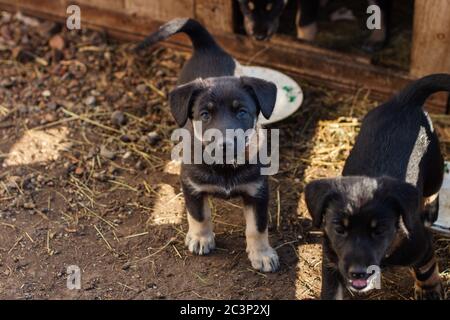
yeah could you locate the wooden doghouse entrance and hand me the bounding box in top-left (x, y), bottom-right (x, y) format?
top-left (0, 0), bottom-right (448, 113)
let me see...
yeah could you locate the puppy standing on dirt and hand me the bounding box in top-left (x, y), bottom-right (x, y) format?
top-left (136, 18), bottom-right (280, 272)
top-left (305, 74), bottom-right (450, 299)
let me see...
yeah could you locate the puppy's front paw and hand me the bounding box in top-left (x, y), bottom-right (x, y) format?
top-left (185, 232), bottom-right (215, 255)
top-left (247, 246), bottom-right (279, 272)
top-left (296, 23), bottom-right (317, 41)
top-left (414, 282), bottom-right (445, 300)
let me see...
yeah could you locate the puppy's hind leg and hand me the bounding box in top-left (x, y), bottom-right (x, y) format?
top-left (422, 193), bottom-right (439, 226)
top-left (412, 251), bottom-right (445, 300)
top-left (182, 184), bottom-right (215, 255)
top-left (242, 189), bottom-right (279, 272)
top-left (422, 133), bottom-right (444, 226)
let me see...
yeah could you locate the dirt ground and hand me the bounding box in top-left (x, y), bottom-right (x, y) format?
top-left (0, 12), bottom-right (449, 300)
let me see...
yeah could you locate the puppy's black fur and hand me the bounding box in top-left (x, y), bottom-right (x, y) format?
top-left (136, 18), bottom-right (280, 272)
top-left (136, 18), bottom-right (236, 83)
top-left (305, 73), bottom-right (450, 299)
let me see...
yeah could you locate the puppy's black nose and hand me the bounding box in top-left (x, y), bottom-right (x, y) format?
top-left (348, 266), bottom-right (368, 279)
top-left (254, 34), bottom-right (267, 41)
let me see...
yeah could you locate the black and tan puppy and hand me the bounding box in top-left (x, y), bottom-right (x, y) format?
top-left (136, 18), bottom-right (280, 272)
top-left (305, 74), bottom-right (450, 299)
top-left (237, 0), bottom-right (288, 41)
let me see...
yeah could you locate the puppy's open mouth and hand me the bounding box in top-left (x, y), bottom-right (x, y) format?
top-left (347, 270), bottom-right (379, 293)
top-left (349, 279), bottom-right (369, 291)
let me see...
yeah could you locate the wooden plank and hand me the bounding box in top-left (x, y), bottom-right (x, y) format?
top-left (411, 0), bottom-right (450, 113)
top-left (0, 0), bottom-right (165, 37)
top-left (75, 0), bottom-right (125, 12)
top-left (0, 0), bottom-right (446, 113)
top-left (124, 0), bottom-right (194, 21)
top-left (0, 0), bottom-right (65, 15)
top-left (195, 0), bottom-right (234, 34)
top-left (411, 0), bottom-right (450, 76)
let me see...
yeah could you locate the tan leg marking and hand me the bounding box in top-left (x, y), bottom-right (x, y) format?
top-left (296, 22), bottom-right (318, 41)
top-left (244, 205), bottom-right (279, 272)
top-left (295, 7), bottom-right (317, 41)
top-left (422, 192), bottom-right (439, 226)
top-left (185, 197), bottom-right (215, 255)
top-left (411, 258), bottom-right (445, 300)
top-left (423, 193), bottom-right (439, 207)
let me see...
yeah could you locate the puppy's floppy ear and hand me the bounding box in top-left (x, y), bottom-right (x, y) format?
top-left (241, 76), bottom-right (277, 120)
top-left (382, 179), bottom-right (420, 234)
top-left (168, 79), bottom-right (205, 127)
top-left (304, 179), bottom-right (341, 228)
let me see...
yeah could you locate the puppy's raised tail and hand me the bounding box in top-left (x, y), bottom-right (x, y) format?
top-left (394, 73), bottom-right (450, 108)
top-left (135, 18), bottom-right (221, 52)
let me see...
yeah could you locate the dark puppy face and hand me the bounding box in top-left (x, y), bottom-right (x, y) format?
top-left (238, 0), bottom-right (287, 40)
top-left (305, 176), bottom-right (419, 293)
top-left (169, 76), bottom-right (276, 157)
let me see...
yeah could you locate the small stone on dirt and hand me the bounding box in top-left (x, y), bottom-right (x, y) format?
top-left (43, 113), bottom-right (56, 123)
top-left (123, 151), bottom-right (132, 160)
top-left (108, 166), bottom-right (120, 175)
top-left (136, 84), bottom-right (148, 94)
top-left (146, 131), bottom-right (160, 145)
top-left (93, 172), bottom-right (108, 182)
top-left (120, 135), bottom-right (131, 143)
top-left (49, 34), bottom-right (64, 50)
top-left (18, 104), bottom-right (28, 115)
top-left (111, 111), bottom-right (127, 127)
top-left (47, 101), bottom-right (58, 110)
top-left (121, 262), bottom-right (131, 270)
top-left (84, 96), bottom-right (96, 106)
top-left (100, 145), bottom-right (116, 160)
top-left (23, 202), bottom-right (35, 210)
top-left (87, 146), bottom-right (98, 159)
top-left (135, 160), bottom-right (145, 170)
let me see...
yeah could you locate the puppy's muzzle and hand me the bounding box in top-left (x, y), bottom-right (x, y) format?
top-left (347, 265), bottom-right (373, 292)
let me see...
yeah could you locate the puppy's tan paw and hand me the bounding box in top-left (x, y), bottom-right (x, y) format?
top-left (414, 282), bottom-right (445, 300)
top-left (296, 23), bottom-right (317, 41)
top-left (185, 232), bottom-right (215, 255)
top-left (247, 246), bottom-right (279, 272)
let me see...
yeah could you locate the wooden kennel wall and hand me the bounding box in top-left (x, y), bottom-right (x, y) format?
top-left (0, 0), bottom-right (449, 113)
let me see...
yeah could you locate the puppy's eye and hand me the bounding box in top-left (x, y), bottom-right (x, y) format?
top-left (237, 108), bottom-right (248, 117)
top-left (372, 227), bottom-right (386, 236)
top-left (200, 111), bottom-right (210, 121)
top-left (266, 3), bottom-right (273, 11)
top-left (248, 1), bottom-right (255, 10)
top-left (333, 222), bottom-right (346, 235)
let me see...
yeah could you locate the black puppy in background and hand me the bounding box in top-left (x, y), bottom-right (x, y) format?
top-left (237, 0), bottom-right (391, 52)
top-left (237, 0), bottom-right (288, 41)
top-left (136, 18), bottom-right (280, 272)
top-left (305, 74), bottom-right (450, 299)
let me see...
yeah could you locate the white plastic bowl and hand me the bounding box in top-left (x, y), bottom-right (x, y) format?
top-left (239, 65), bottom-right (303, 125)
top-left (432, 161), bottom-right (450, 235)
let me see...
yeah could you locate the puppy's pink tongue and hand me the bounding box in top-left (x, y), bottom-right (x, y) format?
top-left (351, 279), bottom-right (367, 288)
